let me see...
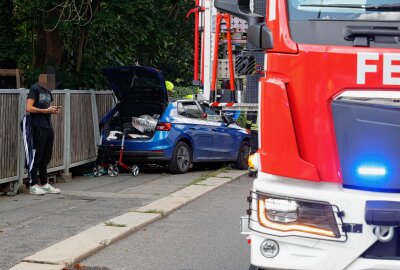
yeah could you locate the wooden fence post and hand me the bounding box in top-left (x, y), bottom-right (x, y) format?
top-left (91, 91), bottom-right (100, 148)
top-left (60, 90), bottom-right (72, 182)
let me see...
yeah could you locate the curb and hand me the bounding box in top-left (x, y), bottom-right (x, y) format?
top-left (12, 170), bottom-right (245, 270)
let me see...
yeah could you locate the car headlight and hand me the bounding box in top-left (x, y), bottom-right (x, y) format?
top-left (257, 194), bottom-right (341, 238)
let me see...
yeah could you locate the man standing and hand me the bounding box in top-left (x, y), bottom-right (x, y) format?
top-left (26, 68), bottom-right (61, 195)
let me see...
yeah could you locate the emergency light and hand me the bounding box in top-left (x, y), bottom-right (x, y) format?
top-left (357, 166), bottom-right (387, 177)
top-left (332, 93), bottom-right (400, 192)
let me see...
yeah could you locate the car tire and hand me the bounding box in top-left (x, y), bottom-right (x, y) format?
top-left (236, 141), bottom-right (251, 170)
top-left (169, 141), bottom-right (191, 174)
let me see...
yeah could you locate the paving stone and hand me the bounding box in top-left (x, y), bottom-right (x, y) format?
top-left (23, 213), bottom-right (161, 266)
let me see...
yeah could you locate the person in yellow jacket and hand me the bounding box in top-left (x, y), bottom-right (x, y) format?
top-left (165, 81), bottom-right (194, 100)
top-left (166, 81), bottom-right (174, 97)
top-left (183, 94), bottom-right (193, 99)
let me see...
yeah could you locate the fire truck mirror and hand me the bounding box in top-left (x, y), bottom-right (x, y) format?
top-left (214, 0), bottom-right (272, 49)
top-left (248, 23), bottom-right (274, 50)
top-left (214, 0), bottom-right (264, 25)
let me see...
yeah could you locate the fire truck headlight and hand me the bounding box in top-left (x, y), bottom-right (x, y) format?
top-left (264, 198), bottom-right (298, 223)
top-left (257, 195), bottom-right (340, 238)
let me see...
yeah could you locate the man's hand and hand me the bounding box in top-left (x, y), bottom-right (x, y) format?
top-left (26, 98), bottom-right (61, 114)
top-left (46, 106), bottom-right (60, 114)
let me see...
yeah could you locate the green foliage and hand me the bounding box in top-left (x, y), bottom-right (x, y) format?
top-left (171, 86), bottom-right (199, 98)
top-left (104, 221), bottom-right (127, 227)
top-left (236, 112), bottom-right (247, 128)
top-left (0, 0), bottom-right (17, 67)
top-left (7, 0), bottom-right (195, 89)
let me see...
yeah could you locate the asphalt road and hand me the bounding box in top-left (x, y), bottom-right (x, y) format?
top-left (82, 175), bottom-right (253, 270)
top-left (0, 166), bottom-right (214, 270)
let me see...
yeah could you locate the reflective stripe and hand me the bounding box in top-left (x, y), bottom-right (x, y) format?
top-left (21, 115), bottom-right (35, 183)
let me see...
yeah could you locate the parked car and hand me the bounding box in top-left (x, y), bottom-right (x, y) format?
top-left (98, 65), bottom-right (251, 174)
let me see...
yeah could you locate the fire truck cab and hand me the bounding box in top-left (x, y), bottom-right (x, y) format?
top-left (215, 0), bottom-right (400, 269)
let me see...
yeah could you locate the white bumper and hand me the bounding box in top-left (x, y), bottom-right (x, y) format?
top-left (246, 172), bottom-right (400, 270)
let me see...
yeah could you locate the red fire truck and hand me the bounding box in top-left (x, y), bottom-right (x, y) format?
top-left (215, 0), bottom-right (400, 269)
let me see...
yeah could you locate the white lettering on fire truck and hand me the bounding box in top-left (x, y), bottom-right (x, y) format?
top-left (357, 52), bottom-right (400, 85)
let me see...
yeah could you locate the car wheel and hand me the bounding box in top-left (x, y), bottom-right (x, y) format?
top-left (169, 141), bottom-right (191, 174)
top-left (236, 141), bottom-right (251, 170)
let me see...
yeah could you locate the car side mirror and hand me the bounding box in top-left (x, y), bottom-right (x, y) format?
top-left (214, 0), bottom-right (273, 50)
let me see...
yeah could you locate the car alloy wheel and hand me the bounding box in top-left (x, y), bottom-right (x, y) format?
top-left (169, 141), bottom-right (191, 174)
top-left (177, 145), bottom-right (190, 171)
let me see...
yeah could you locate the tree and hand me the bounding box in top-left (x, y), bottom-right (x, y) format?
top-left (0, 0), bottom-right (16, 68)
top-left (10, 0), bottom-right (194, 89)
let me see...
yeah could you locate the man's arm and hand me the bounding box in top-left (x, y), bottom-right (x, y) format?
top-left (26, 98), bottom-right (59, 114)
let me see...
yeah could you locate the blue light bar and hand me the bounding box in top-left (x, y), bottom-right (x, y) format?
top-left (357, 167), bottom-right (387, 177)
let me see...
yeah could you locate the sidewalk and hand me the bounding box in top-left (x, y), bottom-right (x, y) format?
top-left (0, 167), bottom-right (245, 270)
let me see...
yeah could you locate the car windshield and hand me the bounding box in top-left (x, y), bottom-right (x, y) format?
top-left (288, 0), bottom-right (400, 21)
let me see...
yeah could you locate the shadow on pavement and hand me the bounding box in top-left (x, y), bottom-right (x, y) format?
top-left (70, 161), bottom-right (234, 176)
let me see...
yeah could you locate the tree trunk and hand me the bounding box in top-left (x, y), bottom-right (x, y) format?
top-left (44, 29), bottom-right (63, 67)
top-left (76, 30), bottom-right (86, 72)
top-left (76, 0), bottom-right (101, 72)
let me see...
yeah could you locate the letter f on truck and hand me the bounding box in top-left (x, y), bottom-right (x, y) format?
top-left (357, 52), bottom-right (400, 85)
top-left (357, 52), bottom-right (379, 84)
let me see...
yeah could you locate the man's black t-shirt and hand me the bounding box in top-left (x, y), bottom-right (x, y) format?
top-left (27, 83), bottom-right (53, 129)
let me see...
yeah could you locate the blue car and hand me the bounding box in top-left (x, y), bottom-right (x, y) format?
top-left (98, 66), bottom-right (251, 174)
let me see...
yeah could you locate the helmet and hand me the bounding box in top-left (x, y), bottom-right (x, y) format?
top-left (165, 81), bottom-right (174, 92)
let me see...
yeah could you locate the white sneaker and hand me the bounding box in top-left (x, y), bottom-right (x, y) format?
top-left (41, 183), bottom-right (61, 194)
top-left (30, 184), bottom-right (45, 195)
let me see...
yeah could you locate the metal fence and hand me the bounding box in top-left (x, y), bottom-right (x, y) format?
top-left (0, 89), bottom-right (115, 185)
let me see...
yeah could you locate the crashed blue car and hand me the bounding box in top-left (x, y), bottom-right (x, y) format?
top-left (98, 66), bottom-right (251, 174)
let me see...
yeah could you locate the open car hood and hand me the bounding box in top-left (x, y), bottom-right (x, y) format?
top-left (103, 66), bottom-right (168, 104)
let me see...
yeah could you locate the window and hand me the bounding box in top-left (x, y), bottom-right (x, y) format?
top-left (200, 104), bottom-right (223, 122)
top-left (177, 102), bottom-right (187, 117)
top-left (288, 0), bottom-right (400, 21)
top-left (181, 102), bottom-right (203, 119)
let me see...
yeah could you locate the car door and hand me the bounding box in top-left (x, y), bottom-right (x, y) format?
top-left (178, 101), bottom-right (213, 160)
top-left (200, 104), bottom-right (236, 160)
